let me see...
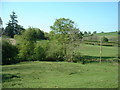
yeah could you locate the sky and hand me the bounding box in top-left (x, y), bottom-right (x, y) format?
top-left (1, 2), bottom-right (118, 33)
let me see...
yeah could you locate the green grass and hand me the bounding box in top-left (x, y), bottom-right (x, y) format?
top-left (95, 32), bottom-right (118, 40)
top-left (2, 61), bottom-right (118, 88)
top-left (96, 32), bottom-right (117, 36)
top-left (79, 44), bottom-right (118, 58)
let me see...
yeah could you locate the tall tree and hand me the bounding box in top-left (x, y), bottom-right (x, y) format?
top-left (4, 11), bottom-right (24, 38)
top-left (50, 18), bottom-right (81, 61)
top-left (17, 27), bottom-right (37, 61)
top-left (50, 18), bottom-right (80, 42)
top-left (0, 17), bottom-right (3, 36)
top-left (0, 17), bottom-right (2, 28)
top-left (93, 31), bottom-right (97, 34)
top-left (84, 31), bottom-right (88, 35)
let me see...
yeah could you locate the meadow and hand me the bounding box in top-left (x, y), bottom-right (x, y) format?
top-left (96, 32), bottom-right (118, 39)
top-left (2, 43), bottom-right (118, 88)
top-left (79, 44), bottom-right (118, 58)
top-left (2, 15), bottom-right (119, 88)
top-left (2, 61), bottom-right (118, 88)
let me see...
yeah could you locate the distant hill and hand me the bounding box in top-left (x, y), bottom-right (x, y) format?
top-left (95, 32), bottom-right (118, 38)
top-left (95, 32), bottom-right (118, 42)
top-left (82, 31), bottom-right (118, 43)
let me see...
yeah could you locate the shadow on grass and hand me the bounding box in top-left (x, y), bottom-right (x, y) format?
top-left (2, 73), bottom-right (20, 82)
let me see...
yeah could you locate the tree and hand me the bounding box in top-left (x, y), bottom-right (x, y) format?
top-left (118, 30), bottom-right (120, 34)
top-left (79, 31), bottom-right (84, 39)
top-left (34, 28), bottom-right (46, 40)
top-left (2, 39), bottom-right (18, 65)
top-left (84, 31), bottom-right (87, 35)
top-left (17, 27), bottom-right (37, 61)
top-left (0, 17), bottom-right (2, 28)
top-left (88, 31), bottom-right (91, 35)
top-left (102, 36), bottom-right (109, 42)
top-left (93, 31), bottom-right (97, 34)
top-left (50, 18), bottom-right (81, 62)
top-left (0, 17), bottom-right (3, 36)
top-left (50, 18), bottom-right (80, 42)
top-left (4, 11), bottom-right (24, 38)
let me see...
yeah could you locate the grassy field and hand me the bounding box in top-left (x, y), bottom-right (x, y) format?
top-left (96, 32), bottom-right (118, 38)
top-left (95, 32), bottom-right (118, 42)
top-left (79, 44), bottom-right (118, 58)
top-left (2, 61), bottom-right (118, 88)
top-left (2, 32), bottom-right (118, 88)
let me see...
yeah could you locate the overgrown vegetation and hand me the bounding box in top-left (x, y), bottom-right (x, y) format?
top-left (2, 39), bottom-right (18, 65)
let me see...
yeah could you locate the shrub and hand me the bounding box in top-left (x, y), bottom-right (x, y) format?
top-left (45, 40), bottom-right (64, 61)
top-left (118, 30), bottom-right (120, 34)
top-left (17, 28), bottom-right (37, 61)
top-left (2, 39), bottom-right (18, 65)
top-left (35, 28), bottom-right (46, 40)
top-left (34, 43), bottom-right (45, 61)
top-left (18, 41), bottom-right (35, 61)
top-left (101, 37), bottom-right (109, 42)
top-left (65, 43), bottom-right (81, 62)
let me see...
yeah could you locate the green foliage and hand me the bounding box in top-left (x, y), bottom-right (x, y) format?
top-left (118, 30), bottom-right (120, 34)
top-left (102, 36), bottom-right (109, 42)
top-left (18, 41), bottom-right (35, 61)
top-left (44, 32), bottom-right (49, 40)
top-left (34, 28), bottom-right (46, 40)
top-left (50, 18), bottom-right (76, 34)
top-left (0, 17), bottom-right (2, 26)
top-left (93, 31), bottom-right (97, 34)
top-left (17, 27), bottom-right (37, 61)
top-left (2, 39), bottom-right (18, 65)
top-left (88, 31), bottom-right (91, 35)
top-left (34, 43), bottom-right (45, 61)
top-left (3, 12), bottom-right (24, 38)
top-left (84, 31), bottom-right (88, 35)
top-left (22, 27), bottom-right (37, 42)
top-left (45, 40), bottom-right (64, 61)
top-left (79, 31), bottom-right (84, 39)
top-left (50, 18), bottom-right (81, 62)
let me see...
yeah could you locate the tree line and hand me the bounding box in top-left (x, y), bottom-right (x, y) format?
top-left (1, 12), bottom-right (110, 65)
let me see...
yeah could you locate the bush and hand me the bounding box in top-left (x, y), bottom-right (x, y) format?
top-left (35, 28), bottom-right (46, 40)
top-left (102, 37), bottom-right (109, 42)
top-left (18, 41), bottom-right (35, 61)
top-left (17, 28), bottom-right (37, 61)
top-left (22, 27), bottom-right (37, 42)
top-left (65, 43), bottom-right (81, 62)
top-left (45, 40), bottom-right (64, 61)
top-left (2, 39), bottom-right (18, 65)
top-left (34, 43), bottom-right (45, 61)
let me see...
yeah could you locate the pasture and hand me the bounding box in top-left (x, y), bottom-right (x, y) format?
top-left (79, 44), bottom-right (118, 58)
top-left (2, 61), bottom-right (118, 88)
top-left (2, 40), bottom-right (119, 88)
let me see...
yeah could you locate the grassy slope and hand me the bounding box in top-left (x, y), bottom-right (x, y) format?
top-left (95, 32), bottom-right (118, 39)
top-left (79, 44), bottom-right (118, 58)
top-left (2, 32), bottom-right (118, 88)
top-left (2, 61), bottom-right (118, 88)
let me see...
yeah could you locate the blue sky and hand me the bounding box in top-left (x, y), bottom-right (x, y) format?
top-left (1, 2), bottom-right (118, 33)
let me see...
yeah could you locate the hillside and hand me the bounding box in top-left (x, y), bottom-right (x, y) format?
top-left (95, 32), bottom-right (118, 38)
top-left (82, 31), bottom-right (118, 43)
